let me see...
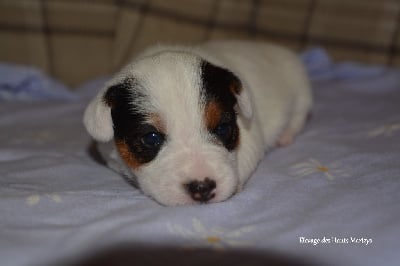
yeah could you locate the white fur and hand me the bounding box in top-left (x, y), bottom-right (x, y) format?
top-left (83, 40), bottom-right (312, 206)
top-left (83, 87), bottom-right (114, 142)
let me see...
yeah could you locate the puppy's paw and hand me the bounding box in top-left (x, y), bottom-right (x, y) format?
top-left (276, 130), bottom-right (294, 147)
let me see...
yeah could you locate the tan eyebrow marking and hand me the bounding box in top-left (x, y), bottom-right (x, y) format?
top-left (204, 100), bottom-right (223, 130)
top-left (147, 113), bottom-right (166, 133)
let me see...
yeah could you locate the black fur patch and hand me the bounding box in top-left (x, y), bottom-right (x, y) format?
top-left (104, 78), bottom-right (165, 165)
top-left (201, 61), bottom-right (241, 151)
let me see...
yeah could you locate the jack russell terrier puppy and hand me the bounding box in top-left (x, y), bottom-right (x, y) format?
top-left (83, 40), bottom-right (312, 206)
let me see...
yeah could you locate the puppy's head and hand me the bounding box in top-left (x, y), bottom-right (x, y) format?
top-left (84, 51), bottom-right (252, 205)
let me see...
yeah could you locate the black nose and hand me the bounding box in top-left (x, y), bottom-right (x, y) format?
top-left (185, 178), bottom-right (216, 202)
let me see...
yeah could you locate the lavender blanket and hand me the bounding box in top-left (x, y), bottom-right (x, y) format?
top-left (1, 50), bottom-right (399, 266)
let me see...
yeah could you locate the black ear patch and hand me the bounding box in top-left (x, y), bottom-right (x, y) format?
top-left (103, 84), bottom-right (119, 107)
top-left (102, 78), bottom-right (165, 168)
top-left (103, 78), bottom-right (137, 108)
top-left (201, 61), bottom-right (242, 106)
top-left (201, 61), bottom-right (241, 151)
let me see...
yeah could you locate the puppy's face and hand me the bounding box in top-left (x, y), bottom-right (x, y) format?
top-left (84, 52), bottom-right (252, 205)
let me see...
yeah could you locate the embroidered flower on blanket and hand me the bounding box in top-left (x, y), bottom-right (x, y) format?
top-left (26, 193), bottom-right (62, 206)
top-left (367, 123), bottom-right (400, 138)
top-left (290, 158), bottom-right (349, 180)
top-left (168, 218), bottom-right (253, 250)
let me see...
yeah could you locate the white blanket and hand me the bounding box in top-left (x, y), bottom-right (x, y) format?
top-left (1, 53), bottom-right (399, 266)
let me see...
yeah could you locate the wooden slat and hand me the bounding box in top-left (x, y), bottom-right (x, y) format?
top-left (45, 1), bottom-right (117, 33)
top-left (112, 7), bottom-right (143, 69)
top-left (0, 0), bottom-right (50, 72)
top-left (0, 0), bottom-right (399, 86)
top-left (149, 0), bottom-right (215, 19)
top-left (309, 0), bottom-right (399, 47)
top-left (257, 0), bottom-right (311, 34)
top-left (50, 35), bottom-right (113, 87)
top-left (129, 14), bottom-right (207, 58)
top-left (215, 0), bottom-right (252, 25)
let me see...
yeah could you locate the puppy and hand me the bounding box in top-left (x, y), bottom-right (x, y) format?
top-left (83, 40), bottom-right (312, 206)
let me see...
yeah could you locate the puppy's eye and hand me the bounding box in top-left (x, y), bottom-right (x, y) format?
top-left (214, 123), bottom-right (232, 140)
top-left (141, 132), bottom-right (164, 148)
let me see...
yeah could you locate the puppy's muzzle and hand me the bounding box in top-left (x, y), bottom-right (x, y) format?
top-left (184, 178), bottom-right (216, 203)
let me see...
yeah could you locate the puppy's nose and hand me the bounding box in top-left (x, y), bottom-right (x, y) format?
top-left (185, 178), bottom-right (216, 203)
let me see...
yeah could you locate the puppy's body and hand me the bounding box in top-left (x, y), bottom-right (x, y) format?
top-left (84, 41), bottom-right (312, 206)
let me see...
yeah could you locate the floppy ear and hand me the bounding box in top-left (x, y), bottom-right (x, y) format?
top-left (230, 78), bottom-right (253, 120)
top-left (83, 86), bottom-right (114, 142)
top-left (201, 61), bottom-right (253, 120)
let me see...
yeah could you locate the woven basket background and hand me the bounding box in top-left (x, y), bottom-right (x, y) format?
top-left (1, 0), bottom-right (399, 86)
